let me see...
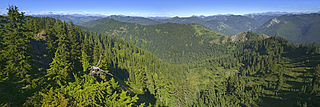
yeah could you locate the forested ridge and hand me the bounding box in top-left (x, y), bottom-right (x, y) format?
top-left (80, 18), bottom-right (230, 64)
top-left (102, 15), bottom-right (260, 36)
top-left (1, 6), bottom-right (320, 107)
top-left (255, 13), bottom-right (320, 43)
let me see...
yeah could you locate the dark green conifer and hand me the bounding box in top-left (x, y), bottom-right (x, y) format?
top-left (0, 6), bottom-right (32, 106)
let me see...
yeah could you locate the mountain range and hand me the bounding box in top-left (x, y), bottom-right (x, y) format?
top-left (36, 12), bottom-right (320, 44)
top-left (32, 14), bottom-right (105, 25)
top-left (2, 7), bottom-right (320, 107)
top-left (80, 18), bottom-right (229, 63)
top-left (79, 17), bottom-right (274, 63)
top-left (256, 13), bottom-right (320, 43)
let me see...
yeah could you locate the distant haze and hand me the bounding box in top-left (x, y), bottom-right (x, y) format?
top-left (1, 0), bottom-right (320, 17)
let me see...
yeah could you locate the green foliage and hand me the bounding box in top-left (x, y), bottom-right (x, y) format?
top-left (35, 14), bottom-right (103, 25)
top-left (156, 15), bottom-right (259, 36)
top-left (109, 15), bottom-right (161, 25)
top-left (81, 18), bottom-right (230, 63)
top-left (81, 50), bottom-right (90, 72)
top-left (1, 6), bottom-right (320, 107)
top-left (38, 75), bottom-right (139, 106)
top-left (45, 41), bottom-right (71, 87)
top-left (0, 6), bottom-right (32, 106)
top-left (80, 15), bottom-right (259, 36)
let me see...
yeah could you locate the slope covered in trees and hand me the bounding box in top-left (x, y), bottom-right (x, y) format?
top-left (1, 6), bottom-right (320, 107)
top-left (79, 15), bottom-right (259, 36)
top-left (33, 15), bottom-right (104, 25)
top-left (106, 15), bottom-right (260, 36)
top-left (47, 13), bottom-right (320, 44)
top-left (109, 15), bottom-right (161, 25)
top-left (245, 12), bottom-right (288, 25)
top-left (80, 18), bottom-right (230, 63)
top-left (0, 6), bottom-right (185, 106)
top-left (256, 13), bottom-right (320, 43)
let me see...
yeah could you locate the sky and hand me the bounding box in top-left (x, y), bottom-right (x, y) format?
top-left (0, 0), bottom-right (320, 17)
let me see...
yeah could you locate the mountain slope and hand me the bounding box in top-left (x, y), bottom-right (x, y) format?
top-left (95, 15), bottom-right (260, 36)
top-left (80, 18), bottom-right (230, 63)
top-left (33, 15), bottom-right (104, 25)
top-left (109, 15), bottom-right (161, 25)
top-left (245, 12), bottom-right (288, 25)
top-left (230, 32), bottom-right (269, 42)
top-left (256, 13), bottom-right (320, 43)
top-left (201, 15), bottom-right (259, 31)
top-left (157, 15), bottom-right (259, 36)
top-left (76, 15), bottom-right (263, 36)
top-left (2, 7), bottom-right (320, 107)
top-left (2, 13), bottom-right (192, 106)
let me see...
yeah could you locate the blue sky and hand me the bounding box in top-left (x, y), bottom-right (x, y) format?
top-left (1, 0), bottom-right (320, 17)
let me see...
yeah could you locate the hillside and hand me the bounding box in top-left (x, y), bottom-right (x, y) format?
top-left (201, 15), bottom-right (259, 31)
top-left (81, 18), bottom-right (230, 63)
top-left (245, 12), bottom-right (288, 25)
top-left (100, 15), bottom-right (260, 36)
top-left (230, 32), bottom-right (269, 42)
top-left (80, 17), bottom-right (320, 106)
top-left (1, 6), bottom-right (320, 107)
top-left (33, 15), bottom-right (104, 25)
top-left (157, 15), bottom-right (259, 36)
top-left (109, 15), bottom-right (161, 25)
top-left (256, 13), bottom-right (320, 43)
top-left (36, 13), bottom-right (320, 45)
top-left (1, 7), bottom-right (189, 106)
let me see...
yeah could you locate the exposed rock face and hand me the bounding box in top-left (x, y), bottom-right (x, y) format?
top-left (266, 18), bottom-right (280, 28)
top-left (34, 30), bottom-right (47, 41)
top-left (256, 13), bottom-right (320, 43)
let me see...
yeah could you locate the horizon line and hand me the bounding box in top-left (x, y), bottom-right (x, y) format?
top-left (1, 9), bottom-right (319, 17)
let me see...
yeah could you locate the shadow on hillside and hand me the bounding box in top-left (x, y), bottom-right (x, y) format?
top-left (30, 39), bottom-right (51, 75)
top-left (108, 64), bottom-right (129, 82)
top-left (259, 89), bottom-right (301, 107)
top-left (259, 97), bottom-right (293, 107)
top-left (107, 64), bottom-right (157, 105)
top-left (137, 88), bottom-right (156, 105)
top-left (260, 49), bottom-right (320, 107)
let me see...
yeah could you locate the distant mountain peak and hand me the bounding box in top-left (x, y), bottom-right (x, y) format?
top-left (245, 12), bottom-right (289, 16)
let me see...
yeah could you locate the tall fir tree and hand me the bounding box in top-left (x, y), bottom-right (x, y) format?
top-left (0, 6), bottom-right (32, 106)
top-left (45, 33), bottom-right (71, 88)
top-left (81, 50), bottom-right (90, 72)
top-left (80, 34), bottom-right (90, 73)
top-left (67, 21), bottom-right (81, 72)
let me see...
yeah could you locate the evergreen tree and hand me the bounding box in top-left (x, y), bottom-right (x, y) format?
top-left (45, 34), bottom-right (71, 87)
top-left (81, 50), bottom-right (90, 72)
top-left (0, 6), bottom-right (32, 106)
top-left (67, 21), bottom-right (81, 72)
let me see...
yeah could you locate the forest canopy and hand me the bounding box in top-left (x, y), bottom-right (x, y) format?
top-left (0, 6), bottom-right (320, 107)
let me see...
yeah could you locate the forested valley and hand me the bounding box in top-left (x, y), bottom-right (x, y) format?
top-left (1, 6), bottom-right (320, 107)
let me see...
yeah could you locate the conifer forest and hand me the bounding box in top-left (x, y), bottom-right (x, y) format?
top-left (1, 2), bottom-right (320, 107)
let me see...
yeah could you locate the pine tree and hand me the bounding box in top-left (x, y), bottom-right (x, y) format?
top-left (67, 21), bottom-right (81, 72)
top-left (80, 34), bottom-right (91, 73)
top-left (0, 6), bottom-right (32, 106)
top-left (45, 33), bottom-right (71, 87)
top-left (81, 50), bottom-right (90, 72)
